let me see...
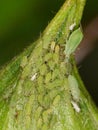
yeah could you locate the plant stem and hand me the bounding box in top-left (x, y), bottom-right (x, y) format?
top-left (0, 0), bottom-right (98, 130)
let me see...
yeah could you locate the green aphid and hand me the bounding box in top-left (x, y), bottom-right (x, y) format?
top-left (36, 57), bottom-right (43, 67)
top-left (20, 56), bottom-right (28, 68)
top-left (39, 64), bottom-right (48, 75)
top-left (52, 53), bottom-right (59, 64)
top-left (21, 65), bottom-right (31, 78)
top-left (50, 41), bottom-right (56, 51)
top-left (38, 94), bottom-right (44, 105)
top-left (49, 115), bottom-right (57, 128)
top-left (37, 85), bottom-right (45, 93)
top-left (42, 124), bottom-right (48, 130)
top-left (48, 60), bottom-right (55, 70)
top-left (46, 79), bottom-right (63, 90)
top-left (34, 106), bottom-right (43, 120)
top-left (53, 95), bottom-right (61, 106)
top-left (68, 75), bottom-right (80, 102)
top-left (43, 94), bottom-right (51, 108)
top-left (48, 89), bottom-right (58, 100)
top-left (65, 28), bottom-right (83, 59)
top-left (44, 53), bottom-right (53, 62)
top-left (37, 76), bottom-right (43, 86)
top-left (65, 62), bottom-right (73, 75)
top-left (52, 68), bottom-right (60, 80)
top-left (60, 62), bottom-right (67, 75)
top-left (23, 80), bottom-right (34, 96)
top-left (42, 109), bottom-right (52, 123)
top-left (33, 43), bottom-right (43, 58)
top-left (37, 118), bottom-right (43, 129)
top-left (55, 45), bottom-right (60, 54)
top-left (45, 72), bottom-right (52, 84)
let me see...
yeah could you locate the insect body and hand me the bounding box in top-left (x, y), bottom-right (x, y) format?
top-left (65, 28), bottom-right (83, 59)
top-left (68, 75), bottom-right (80, 102)
top-left (68, 75), bottom-right (81, 112)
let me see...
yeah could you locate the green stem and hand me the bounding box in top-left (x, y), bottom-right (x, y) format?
top-left (0, 0), bottom-right (98, 130)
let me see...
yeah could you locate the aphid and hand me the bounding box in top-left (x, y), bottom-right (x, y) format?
top-left (53, 95), bottom-right (61, 106)
top-left (38, 94), bottom-right (43, 105)
top-left (20, 56), bottom-right (27, 68)
top-left (42, 109), bottom-right (52, 122)
top-left (44, 53), bottom-right (52, 62)
top-left (51, 41), bottom-right (56, 51)
top-left (48, 60), bottom-right (55, 70)
top-left (46, 79), bottom-right (63, 90)
top-left (48, 89), bottom-right (58, 100)
top-left (52, 53), bottom-right (59, 64)
top-left (42, 124), bottom-right (48, 130)
top-left (37, 76), bottom-right (43, 86)
top-left (52, 68), bottom-right (60, 80)
top-left (55, 45), bottom-right (60, 54)
top-left (45, 72), bottom-right (52, 84)
top-left (34, 106), bottom-right (43, 119)
top-left (37, 118), bottom-right (43, 128)
top-left (68, 75), bottom-right (80, 102)
top-left (39, 64), bottom-right (48, 75)
top-left (65, 28), bottom-right (83, 59)
top-left (37, 85), bottom-right (44, 93)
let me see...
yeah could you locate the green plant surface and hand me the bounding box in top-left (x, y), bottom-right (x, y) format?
top-left (0, 0), bottom-right (98, 130)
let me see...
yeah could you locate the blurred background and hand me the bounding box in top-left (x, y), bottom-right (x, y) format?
top-left (0, 0), bottom-right (98, 105)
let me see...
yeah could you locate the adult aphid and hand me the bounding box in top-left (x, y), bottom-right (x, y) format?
top-left (65, 28), bottom-right (83, 60)
top-left (68, 75), bottom-right (80, 102)
top-left (50, 41), bottom-right (55, 51)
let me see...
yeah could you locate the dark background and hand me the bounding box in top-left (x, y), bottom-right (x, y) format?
top-left (0, 0), bottom-right (98, 105)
